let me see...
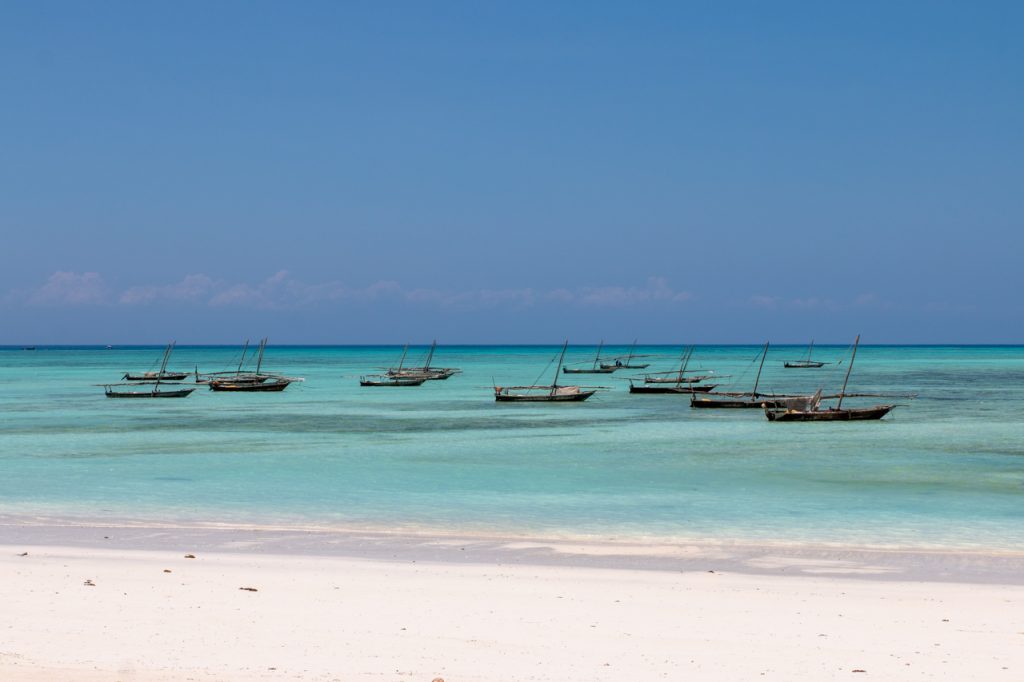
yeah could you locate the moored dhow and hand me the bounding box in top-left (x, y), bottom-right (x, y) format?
top-left (103, 342), bottom-right (195, 398)
top-left (206, 338), bottom-right (296, 392)
top-left (562, 340), bottom-right (617, 374)
top-left (122, 342), bottom-right (189, 381)
top-left (690, 341), bottom-right (811, 408)
top-left (766, 336), bottom-right (896, 421)
top-left (496, 340), bottom-right (598, 402)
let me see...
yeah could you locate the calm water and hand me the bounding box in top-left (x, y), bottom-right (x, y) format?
top-left (1, 344), bottom-right (1023, 550)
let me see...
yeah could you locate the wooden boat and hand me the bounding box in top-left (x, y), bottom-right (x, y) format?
top-left (124, 371), bottom-right (189, 381)
top-left (766, 336), bottom-right (895, 421)
top-left (630, 382), bottom-right (717, 394)
top-left (209, 378), bottom-right (291, 392)
top-left (600, 340), bottom-right (652, 369)
top-left (496, 341), bottom-right (597, 402)
top-left (690, 342), bottom-right (810, 409)
top-left (360, 376), bottom-right (427, 387)
top-left (629, 346), bottom-right (717, 394)
top-left (644, 374), bottom-right (714, 384)
top-left (105, 384), bottom-right (195, 398)
top-left (362, 345), bottom-right (426, 386)
top-left (387, 341), bottom-right (459, 380)
top-left (122, 342), bottom-right (189, 381)
top-left (207, 339), bottom-right (294, 392)
top-left (784, 340), bottom-right (827, 368)
top-left (103, 343), bottom-right (195, 398)
top-left (563, 340), bottom-right (617, 374)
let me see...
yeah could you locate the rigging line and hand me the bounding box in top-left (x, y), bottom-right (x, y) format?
top-left (530, 349), bottom-right (559, 388)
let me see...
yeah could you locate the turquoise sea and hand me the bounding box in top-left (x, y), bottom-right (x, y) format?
top-left (1, 344), bottom-right (1023, 550)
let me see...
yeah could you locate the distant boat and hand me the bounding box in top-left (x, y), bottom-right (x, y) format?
top-left (563, 340), bottom-right (617, 374)
top-left (691, 342), bottom-right (810, 409)
top-left (208, 338), bottom-right (293, 392)
top-left (766, 335), bottom-right (895, 421)
top-left (784, 340), bottom-right (827, 369)
top-left (495, 341), bottom-right (597, 402)
top-left (122, 342), bottom-right (189, 381)
top-left (644, 373), bottom-right (714, 384)
top-left (629, 346), bottom-right (718, 394)
top-left (387, 340), bottom-right (459, 380)
top-left (600, 340), bottom-right (651, 370)
top-left (103, 343), bottom-right (195, 398)
top-left (361, 344), bottom-right (426, 387)
top-left (22, 346), bottom-right (36, 351)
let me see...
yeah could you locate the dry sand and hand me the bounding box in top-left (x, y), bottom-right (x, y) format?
top-left (2, 528), bottom-right (1023, 681)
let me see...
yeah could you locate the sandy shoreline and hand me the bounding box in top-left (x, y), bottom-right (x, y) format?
top-left (3, 523), bottom-right (1024, 680)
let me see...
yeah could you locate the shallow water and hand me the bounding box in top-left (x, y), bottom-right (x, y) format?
top-left (1, 344), bottom-right (1022, 550)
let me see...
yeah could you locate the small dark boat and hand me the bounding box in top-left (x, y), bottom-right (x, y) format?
top-left (209, 378), bottom-right (291, 392)
top-left (103, 343), bottom-right (194, 398)
top-left (629, 346), bottom-right (717, 394)
top-left (766, 336), bottom-right (896, 422)
top-left (600, 340), bottom-right (652, 370)
top-left (206, 339), bottom-right (296, 392)
top-left (563, 340), bottom-right (617, 374)
top-left (784, 340), bottom-right (828, 368)
top-left (496, 385), bottom-right (596, 402)
top-left (630, 382), bottom-right (717, 394)
top-left (496, 341), bottom-right (598, 402)
top-left (105, 384), bottom-right (196, 398)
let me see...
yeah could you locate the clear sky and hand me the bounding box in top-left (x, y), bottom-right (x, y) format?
top-left (1, 1), bottom-right (1020, 343)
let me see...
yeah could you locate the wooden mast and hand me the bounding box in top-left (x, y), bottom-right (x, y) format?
top-left (751, 342), bottom-right (769, 396)
top-left (236, 339), bottom-right (250, 377)
top-left (397, 344), bottom-right (409, 374)
top-left (424, 340), bottom-right (436, 371)
top-left (592, 340), bottom-right (604, 370)
top-left (154, 341), bottom-right (173, 393)
top-left (626, 339), bottom-right (637, 366)
top-left (807, 339), bottom-right (815, 363)
top-left (675, 346), bottom-right (694, 387)
top-left (254, 338), bottom-right (267, 376)
top-left (837, 335), bottom-right (860, 410)
top-left (551, 340), bottom-right (569, 395)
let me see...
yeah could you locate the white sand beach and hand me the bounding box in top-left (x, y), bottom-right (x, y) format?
top-left (2, 526), bottom-right (1022, 681)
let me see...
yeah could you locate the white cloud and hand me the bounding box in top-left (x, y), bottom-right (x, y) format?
top-left (26, 271), bottom-right (108, 305)
top-left (119, 274), bottom-right (217, 304)
top-left (10, 271), bottom-right (696, 312)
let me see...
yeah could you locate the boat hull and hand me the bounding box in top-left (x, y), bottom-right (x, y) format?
top-left (105, 388), bottom-right (195, 398)
top-left (562, 367), bottom-right (616, 374)
top-left (691, 395), bottom-right (801, 409)
top-left (495, 390), bottom-right (596, 402)
top-left (123, 372), bottom-right (189, 381)
top-left (765, 405), bottom-right (895, 421)
top-left (209, 380), bottom-right (291, 392)
top-left (360, 378), bottom-right (426, 386)
top-left (783, 361), bottom-right (826, 369)
top-left (629, 384), bottom-right (717, 394)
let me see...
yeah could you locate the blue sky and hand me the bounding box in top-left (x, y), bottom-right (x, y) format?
top-left (1, 1), bottom-right (1021, 343)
